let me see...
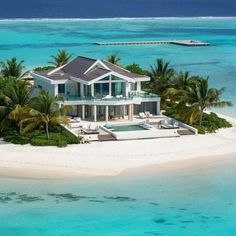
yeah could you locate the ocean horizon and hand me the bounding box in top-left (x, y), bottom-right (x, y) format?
top-left (0, 0), bottom-right (236, 18)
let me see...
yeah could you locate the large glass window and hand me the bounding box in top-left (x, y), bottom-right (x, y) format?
top-left (94, 83), bottom-right (109, 97)
top-left (111, 82), bottom-right (125, 96)
top-left (58, 84), bottom-right (65, 94)
top-left (84, 85), bottom-right (91, 97)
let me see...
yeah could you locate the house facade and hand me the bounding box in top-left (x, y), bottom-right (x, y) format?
top-left (32, 56), bottom-right (161, 122)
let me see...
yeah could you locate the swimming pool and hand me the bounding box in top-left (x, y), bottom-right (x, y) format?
top-left (111, 124), bottom-right (147, 132)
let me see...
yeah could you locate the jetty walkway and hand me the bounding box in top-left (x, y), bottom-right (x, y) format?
top-left (95, 40), bottom-right (210, 47)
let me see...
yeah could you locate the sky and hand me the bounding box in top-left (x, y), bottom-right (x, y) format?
top-left (0, 0), bottom-right (235, 18)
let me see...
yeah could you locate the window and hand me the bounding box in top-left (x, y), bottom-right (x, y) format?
top-left (58, 84), bottom-right (65, 94)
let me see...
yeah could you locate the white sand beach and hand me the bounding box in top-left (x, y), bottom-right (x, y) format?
top-left (0, 113), bottom-right (236, 179)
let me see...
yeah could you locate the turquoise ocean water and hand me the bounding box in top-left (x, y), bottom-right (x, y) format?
top-left (0, 17), bottom-right (236, 115)
top-left (1, 18), bottom-right (236, 235)
top-left (0, 158), bottom-right (236, 235)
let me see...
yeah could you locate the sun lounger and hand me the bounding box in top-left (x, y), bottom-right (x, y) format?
top-left (74, 117), bottom-right (81, 122)
top-left (139, 112), bottom-right (147, 119)
top-left (82, 124), bottom-right (100, 134)
top-left (145, 111), bottom-right (153, 118)
top-left (161, 120), bottom-right (179, 129)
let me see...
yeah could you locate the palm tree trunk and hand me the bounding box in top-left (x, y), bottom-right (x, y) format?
top-left (199, 109), bottom-right (204, 126)
top-left (45, 123), bottom-right (50, 139)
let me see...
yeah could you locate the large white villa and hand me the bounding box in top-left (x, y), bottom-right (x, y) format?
top-left (32, 56), bottom-right (197, 141)
top-left (32, 56), bottom-right (160, 122)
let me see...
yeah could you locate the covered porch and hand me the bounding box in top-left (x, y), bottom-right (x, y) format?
top-left (67, 101), bottom-right (160, 122)
top-left (68, 104), bottom-right (134, 122)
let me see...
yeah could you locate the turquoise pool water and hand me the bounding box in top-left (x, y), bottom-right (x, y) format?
top-left (111, 124), bottom-right (147, 132)
top-left (0, 18), bottom-right (236, 116)
top-left (0, 157), bottom-right (236, 235)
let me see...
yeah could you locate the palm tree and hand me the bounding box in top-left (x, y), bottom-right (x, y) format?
top-left (20, 90), bottom-right (70, 139)
top-left (0, 78), bottom-right (32, 132)
top-left (106, 54), bottom-right (121, 65)
top-left (165, 71), bottom-right (194, 101)
top-left (149, 59), bottom-right (175, 106)
top-left (0, 57), bottom-right (28, 79)
top-left (49, 49), bottom-right (73, 67)
top-left (178, 77), bottom-right (232, 125)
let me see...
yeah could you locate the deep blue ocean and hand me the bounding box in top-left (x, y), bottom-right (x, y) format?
top-left (0, 0), bottom-right (236, 18)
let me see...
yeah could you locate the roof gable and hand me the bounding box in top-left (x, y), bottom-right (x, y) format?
top-left (62, 56), bottom-right (97, 78)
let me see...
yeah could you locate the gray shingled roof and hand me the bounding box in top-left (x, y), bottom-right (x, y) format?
top-left (33, 56), bottom-right (149, 82)
top-left (81, 66), bottom-right (111, 82)
top-left (62, 56), bottom-right (96, 78)
top-left (102, 60), bottom-right (148, 79)
top-left (34, 69), bottom-right (71, 81)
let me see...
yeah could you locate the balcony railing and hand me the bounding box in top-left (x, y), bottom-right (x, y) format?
top-left (61, 92), bottom-right (159, 102)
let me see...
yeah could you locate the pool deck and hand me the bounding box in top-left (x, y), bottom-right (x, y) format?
top-left (67, 115), bottom-right (196, 142)
top-left (95, 40), bottom-right (210, 47)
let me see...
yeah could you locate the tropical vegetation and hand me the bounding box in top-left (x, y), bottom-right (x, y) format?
top-left (49, 49), bottom-right (73, 67)
top-left (146, 59), bottom-right (232, 132)
top-left (0, 59), bottom-right (81, 147)
top-left (0, 57), bottom-right (29, 78)
top-left (106, 54), bottom-right (121, 65)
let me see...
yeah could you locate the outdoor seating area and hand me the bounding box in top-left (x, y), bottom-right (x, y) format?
top-left (160, 119), bottom-right (179, 129)
top-left (82, 124), bottom-right (100, 134)
top-left (139, 111), bottom-right (154, 119)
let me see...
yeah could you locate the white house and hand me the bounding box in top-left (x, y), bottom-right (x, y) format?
top-left (32, 56), bottom-right (161, 122)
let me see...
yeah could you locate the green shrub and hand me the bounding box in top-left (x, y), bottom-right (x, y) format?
top-left (34, 66), bottom-right (55, 72)
top-left (201, 112), bottom-right (232, 133)
top-left (30, 138), bottom-right (57, 146)
top-left (194, 125), bottom-right (206, 134)
top-left (1, 125), bottom-right (80, 147)
top-left (164, 106), bottom-right (232, 134)
top-left (12, 136), bottom-right (30, 145)
top-left (57, 139), bottom-right (68, 148)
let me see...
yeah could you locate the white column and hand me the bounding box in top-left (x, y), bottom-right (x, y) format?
top-left (109, 75), bottom-right (112, 96)
top-left (54, 84), bottom-right (59, 96)
top-left (137, 81), bottom-right (141, 93)
top-left (105, 105), bottom-right (109, 122)
top-left (131, 104), bottom-right (134, 121)
top-left (123, 105), bottom-right (126, 119)
top-left (82, 105), bottom-right (85, 120)
top-left (93, 105), bottom-right (97, 122)
top-left (156, 100), bottom-right (160, 115)
top-left (126, 82), bottom-right (131, 97)
top-left (91, 84), bottom-right (94, 97)
top-left (128, 104), bottom-right (132, 121)
top-left (80, 84), bottom-right (84, 97)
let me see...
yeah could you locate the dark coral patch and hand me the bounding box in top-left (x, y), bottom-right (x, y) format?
top-left (103, 196), bottom-right (137, 202)
top-left (17, 194), bottom-right (44, 202)
top-left (48, 193), bottom-right (95, 202)
top-left (153, 217), bottom-right (166, 224)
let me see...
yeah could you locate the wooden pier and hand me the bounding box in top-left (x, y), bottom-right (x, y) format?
top-left (95, 40), bottom-right (210, 47)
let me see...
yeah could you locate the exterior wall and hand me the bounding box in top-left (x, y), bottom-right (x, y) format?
top-left (33, 78), bottom-right (55, 97)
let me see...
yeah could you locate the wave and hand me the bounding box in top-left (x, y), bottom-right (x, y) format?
top-left (0, 16), bottom-right (236, 22)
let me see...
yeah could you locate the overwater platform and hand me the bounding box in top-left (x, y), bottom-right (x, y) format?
top-left (95, 40), bottom-right (210, 47)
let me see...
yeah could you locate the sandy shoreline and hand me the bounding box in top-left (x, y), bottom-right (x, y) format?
top-left (0, 113), bottom-right (236, 179)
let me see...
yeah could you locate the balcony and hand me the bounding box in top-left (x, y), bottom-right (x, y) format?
top-left (60, 91), bottom-right (160, 106)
